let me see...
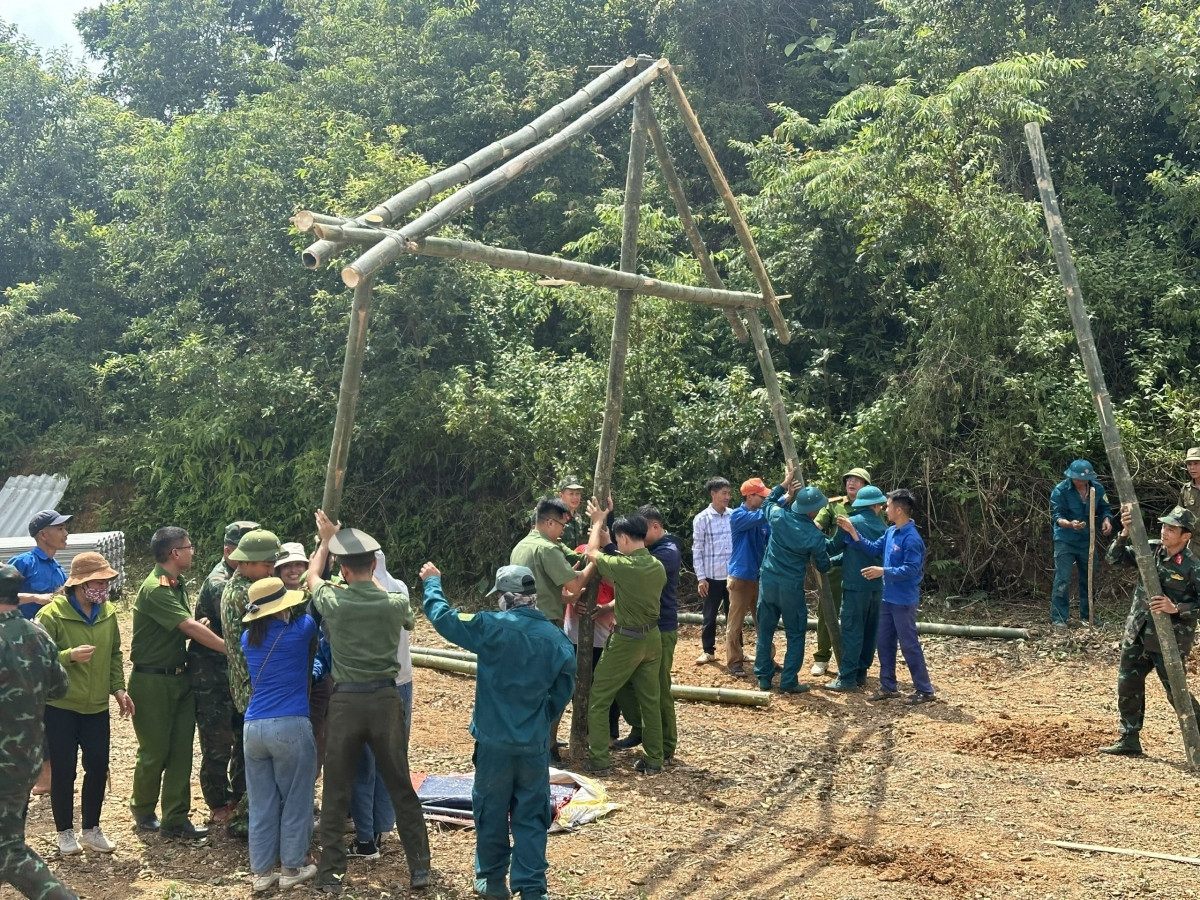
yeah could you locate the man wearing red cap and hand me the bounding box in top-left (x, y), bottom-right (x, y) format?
top-left (725, 479), bottom-right (772, 678)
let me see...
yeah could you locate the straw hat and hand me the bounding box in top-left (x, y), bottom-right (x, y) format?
top-left (242, 577), bottom-right (307, 622)
top-left (64, 552), bottom-right (118, 588)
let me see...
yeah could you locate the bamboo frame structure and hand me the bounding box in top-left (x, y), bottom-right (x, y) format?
top-left (1025, 122), bottom-right (1200, 768)
top-left (321, 276), bottom-right (374, 522)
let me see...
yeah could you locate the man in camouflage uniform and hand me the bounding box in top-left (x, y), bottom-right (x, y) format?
top-left (219, 529), bottom-right (283, 837)
top-left (188, 520), bottom-right (258, 825)
top-left (1101, 506), bottom-right (1200, 757)
top-left (557, 475), bottom-right (589, 551)
top-left (1181, 447), bottom-right (1200, 555)
top-left (0, 564), bottom-right (75, 899)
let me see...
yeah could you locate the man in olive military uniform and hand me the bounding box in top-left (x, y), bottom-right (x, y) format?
top-left (1181, 447), bottom-right (1200, 555)
top-left (811, 467), bottom-right (870, 677)
top-left (128, 527), bottom-right (226, 838)
top-left (189, 520), bottom-right (259, 824)
top-left (1101, 506), bottom-right (1200, 757)
top-left (582, 498), bottom-right (668, 777)
top-left (558, 475), bottom-right (589, 551)
top-left (218, 528), bottom-right (283, 837)
top-left (0, 564), bottom-right (76, 899)
top-left (306, 510), bottom-right (430, 894)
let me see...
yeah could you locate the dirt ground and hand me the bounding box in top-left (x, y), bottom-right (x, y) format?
top-left (13, 598), bottom-right (1200, 900)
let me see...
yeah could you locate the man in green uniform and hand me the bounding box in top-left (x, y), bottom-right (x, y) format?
top-left (307, 511), bottom-right (430, 894)
top-left (1181, 447), bottom-right (1200, 555)
top-left (812, 467), bottom-right (870, 677)
top-left (189, 520), bottom-right (259, 825)
top-left (0, 563), bottom-right (76, 900)
top-left (510, 498), bottom-right (592, 626)
top-left (128, 527), bottom-right (226, 838)
top-left (1101, 505), bottom-right (1200, 756)
top-left (558, 475), bottom-right (589, 551)
top-left (582, 499), bottom-right (667, 777)
top-left (218, 529), bottom-right (283, 838)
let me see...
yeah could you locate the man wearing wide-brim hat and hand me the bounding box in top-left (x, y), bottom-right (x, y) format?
top-left (1180, 447), bottom-right (1200, 555)
top-left (1100, 505), bottom-right (1200, 757)
top-left (754, 469), bottom-right (833, 694)
top-left (813, 467), bottom-right (872, 677)
top-left (1049, 459), bottom-right (1114, 626)
top-left (306, 510), bottom-right (431, 892)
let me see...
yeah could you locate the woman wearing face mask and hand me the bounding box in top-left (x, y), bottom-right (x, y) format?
top-left (35, 551), bottom-right (134, 856)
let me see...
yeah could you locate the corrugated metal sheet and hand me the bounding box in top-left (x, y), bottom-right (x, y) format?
top-left (0, 474), bottom-right (70, 538)
top-left (0, 532), bottom-right (127, 594)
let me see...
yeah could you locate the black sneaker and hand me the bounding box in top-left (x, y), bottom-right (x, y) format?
top-left (582, 760), bottom-right (611, 777)
top-left (634, 758), bottom-right (661, 776)
top-left (905, 691), bottom-right (936, 705)
top-left (347, 840), bottom-right (380, 860)
top-left (133, 815), bottom-right (161, 833)
top-left (161, 821), bottom-right (208, 839)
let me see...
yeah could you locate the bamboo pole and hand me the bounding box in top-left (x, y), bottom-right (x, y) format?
top-left (642, 102), bottom-right (748, 342)
top-left (659, 67), bottom-right (790, 343)
top-left (300, 59), bottom-right (634, 269)
top-left (410, 646), bottom-right (476, 661)
top-left (675, 612), bottom-right (1030, 640)
top-left (1088, 486), bottom-right (1097, 627)
top-left (1044, 841), bottom-right (1200, 867)
top-left (411, 652), bottom-right (770, 706)
top-left (342, 60), bottom-right (667, 287)
top-left (320, 276), bottom-right (375, 523)
top-left (569, 86), bottom-right (652, 761)
top-left (1025, 122), bottom-right (1200, 769)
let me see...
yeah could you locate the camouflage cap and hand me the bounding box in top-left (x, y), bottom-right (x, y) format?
top-left (558, 475), bottom-right (585, 491)
top-left (229, 529), bottom-right (284, 562)
top-left (487, 564), bottom-right (536, 596)
top-left (791, 485), bottom-right (828, 515)
top-left (0, 563), bottom-right (24, 600)
top-left (224, 520), bottom-right (262, 546)
top-left (328, 527), bottom-right (381, 556)
top-left (1159, 506), bottom-right (1196, 533)
top-left (1186, 447), bottom-right (1200, 463)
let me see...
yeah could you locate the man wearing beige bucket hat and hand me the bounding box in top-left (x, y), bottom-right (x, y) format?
top-left (36, 552), bottom-right (130, 857)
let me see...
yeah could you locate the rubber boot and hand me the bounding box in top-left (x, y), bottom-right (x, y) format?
top-left (1099, 734), bottom-right (1143, 756)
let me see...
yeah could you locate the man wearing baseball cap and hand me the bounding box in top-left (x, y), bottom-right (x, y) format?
top-left (1101, 505), bottom-right (1200, 756)
top-left (1181, 448), bottom-right (1200, 555)
top-left (557, 475), bottom-right (589, 551)
top-left (10, 509), bottom-right (72, 620)
top-left (420, 562), bottom-right (575, 900)
top-left (1050, 459), bottom-right (1114, 626)
top-left (189, 520), bottom-right (259, 825)
top-left (725, 478), bottom-right (773, 678)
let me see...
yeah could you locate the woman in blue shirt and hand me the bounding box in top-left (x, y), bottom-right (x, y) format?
top-left (241, 577), bottom-right (319, 892)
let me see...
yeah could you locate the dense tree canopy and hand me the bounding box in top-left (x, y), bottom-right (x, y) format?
top-left (1, 0), bottom-right (1197, 604)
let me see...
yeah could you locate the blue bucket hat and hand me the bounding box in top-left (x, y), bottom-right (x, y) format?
top-left (791, 485), bottom-right (828, 516)
top-left (851, 485), bottom-right (887, 508)
top-left (1064, 459), bottom-right (1098, 481)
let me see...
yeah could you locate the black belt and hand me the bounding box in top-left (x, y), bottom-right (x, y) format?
top-left (133, 664), bottom-right (187, 676)
top-left (333, 679), bottom-right (395, 694)
top-left (615, 624), bottom-right (658, 639)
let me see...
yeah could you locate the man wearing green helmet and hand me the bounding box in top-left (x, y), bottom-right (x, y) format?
top-left (1050, 459), bottom-right (1114, 626)
top-left (823, 485), bottom-right (887, 691)
top-left (813, 467), bottom-right (871, 676)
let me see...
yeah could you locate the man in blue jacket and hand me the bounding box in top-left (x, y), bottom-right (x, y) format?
top-left (419, 562), bottom-right (575, 900)
top-left (1050, 459), bottom-right (1114, 626)
top-left (754, 470), bottom-right (831, 694)
top-left (837, 488), bottom-right (935, 704)
top-left (726, 478), bottom-right (773, 678)
top-left (824, 485), bottom-right (887, 691)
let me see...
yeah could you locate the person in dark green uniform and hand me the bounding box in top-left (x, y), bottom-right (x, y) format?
top-left (128, 527), bottom-right (226, 838)
top-left (0, 563), bottom-right (76, 900)
top-left (812, 467), bottom-right (870, 676)
top-left (582, 498), bottom-right (667, 777)
top-left (307, 510), bottom-right (431, 894)
top-left (509, 499), bottom-right (592, 626)
top-left (189, 519), bottom-right (259, 825)
top-left (823, 485), bottom-right (886, 691)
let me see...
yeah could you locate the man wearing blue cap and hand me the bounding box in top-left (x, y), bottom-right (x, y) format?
top-left (419, 562), bottom-right (575, 900)
top-left (823, 485), bottom-right (887, 691)
top-left (10, 509), bottom-right (72, 620)
top-left (754, 468), bottom-right (832, 694)
top-left (1050, 459), bottom-right (1114, 626)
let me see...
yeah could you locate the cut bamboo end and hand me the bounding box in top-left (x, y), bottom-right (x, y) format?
top-left (342, 265), bottom-right (364, 289)
top-left (293, 211), bottom-right (316, 232)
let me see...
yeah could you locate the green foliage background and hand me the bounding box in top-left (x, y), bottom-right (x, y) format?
top-left (2, 0), bottom-right (1199, 603)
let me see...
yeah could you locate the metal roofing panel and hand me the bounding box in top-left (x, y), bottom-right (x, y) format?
top-left (0, 474), bottom-right (70, 538)
top-left (0, 532), bottom-right (127, 594)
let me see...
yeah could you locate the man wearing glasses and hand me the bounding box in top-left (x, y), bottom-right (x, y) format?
top-left (128, 527), bottom-right (225, 839)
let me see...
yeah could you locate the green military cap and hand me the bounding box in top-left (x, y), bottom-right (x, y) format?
top-left (1064, 459), bottom-right (1098, 481)
top-left (851, 485), bottom-right (887, 507)
top-left (1159, 506), bottom-right (1196, 533)
top-left (0, 563), bottom-right (24, 600)
top-left (328, 527), bottom-right (381, 556)
top-left (792, 485), bottom-right (828, 515)
top-left (1186, 447), bottom-right (1200, 463)
top-left (558, 474), bottom-right (585, 491)
top-left (488, 564), bottom-right (536, 596)
top-left (841, 467), bottom-right (871, 484)
top-left (224, 520), bottom-right (262, 546)
top-left (229, 529), bottom-right (284, 562)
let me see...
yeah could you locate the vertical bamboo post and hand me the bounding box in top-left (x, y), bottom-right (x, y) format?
top-left (1025, 122), bottom-right (1200, 768)
top-left (1088, 486), bottom-right (1097, 627)
top-left (321, 277), bottom-right (375, 523)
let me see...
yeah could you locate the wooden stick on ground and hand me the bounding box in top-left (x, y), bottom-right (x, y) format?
top-left (1044, 841), bottom-right (1200, 867)
top-left (1026, 121), bottom-right (1200, 769)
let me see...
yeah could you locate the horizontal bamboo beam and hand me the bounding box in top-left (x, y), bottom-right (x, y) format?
top-left (404, 236), bottom-right (768, 309)
top-left (410, 650), bottom-right (770, 705)
top-left (660, 67), bottom-right (790, 343)
top-left (300, 59), bottom-right (635, 269)
top-left (343, 60), bottom-right (668, 285)
top-left (674, 612), bottom-right (1029, 640)
top-left (411, 646), bottom-right (475, 661)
